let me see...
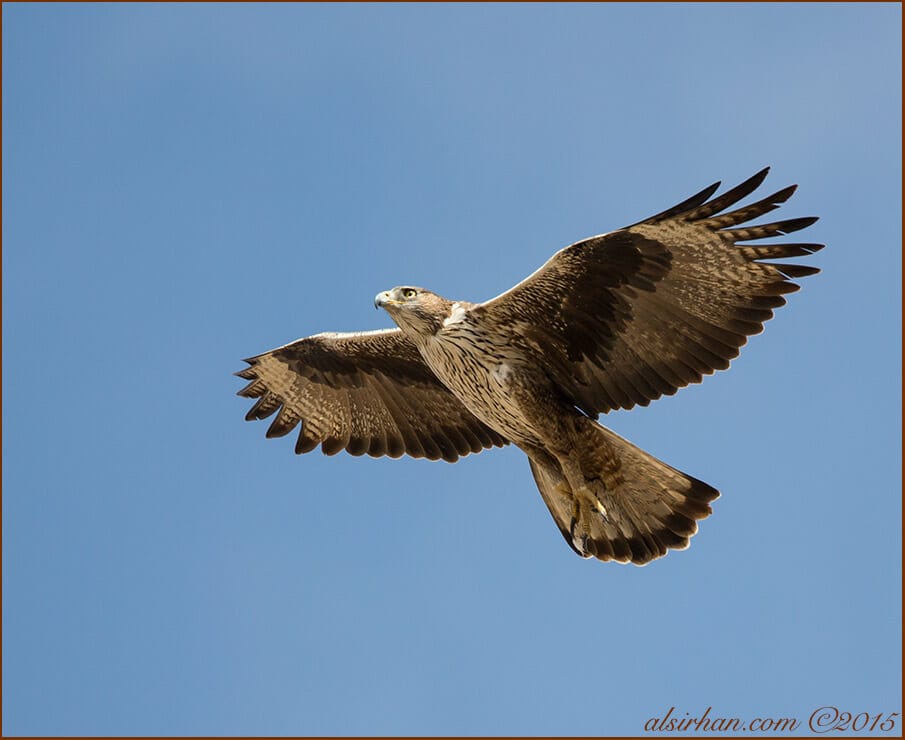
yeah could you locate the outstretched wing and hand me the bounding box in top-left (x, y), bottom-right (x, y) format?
top-left (236, 329), bottom-right (509, 462)
top-left (473, 168), bottom-right (823, 415)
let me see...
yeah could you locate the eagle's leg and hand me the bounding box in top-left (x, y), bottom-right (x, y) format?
top-left (553, 426), bottom-right (612, 519)
top-left (530, 441), bottom-right (614, 557)
top-left (523, 444), bottom-right (597, 556)
top-left (515, 399), bottom-right (613, 523)
top-left (523, 404), bottom-right (604, 495)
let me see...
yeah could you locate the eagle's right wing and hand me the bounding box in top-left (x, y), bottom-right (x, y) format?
top-left (473, 168), bottom-right (823, 416)
top-left (236, 328), bottom-right (508, 462)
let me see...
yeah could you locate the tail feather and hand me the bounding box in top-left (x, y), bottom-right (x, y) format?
top-left (529, 420), bottom-right (719, 565)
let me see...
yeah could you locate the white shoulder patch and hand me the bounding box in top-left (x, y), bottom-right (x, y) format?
top-left (442, 302), bottom-right (468, 328)
top-left (491, 362), bottom-right (512, 384)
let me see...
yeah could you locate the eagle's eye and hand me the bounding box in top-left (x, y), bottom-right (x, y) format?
top-left (401, 288), bottom-right (418, 300)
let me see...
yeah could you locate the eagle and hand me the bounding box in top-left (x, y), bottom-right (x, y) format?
top-left (236, 168), bottom-right (821, 565)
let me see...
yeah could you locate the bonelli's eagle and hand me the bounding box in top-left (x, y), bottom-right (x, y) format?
top-left (236, 169), bottom-right (821, 565)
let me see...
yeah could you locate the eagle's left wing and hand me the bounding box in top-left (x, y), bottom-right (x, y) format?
top-left (472, 168), bottom-right (823, 416)
top-left (236, 329), bottom-right (508, 462)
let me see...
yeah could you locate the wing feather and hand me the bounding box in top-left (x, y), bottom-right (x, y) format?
top-left (474, 168), bottom-right (822, 414)
top-left (237, 329), bottom-right (509, 460)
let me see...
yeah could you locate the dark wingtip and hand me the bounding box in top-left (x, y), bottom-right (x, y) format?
top-left (721, 167), bottom-right (771, 202)
top-left (295, 430), bottom-right (319, 455)
top-left (779, 216), bottom-right (820, 234)
top-left (770, 183), bottom-right (798, 204)
top-left (772, 264), bottom-right (821, 278)
top-left (630, 178), bottom-right (720, 226)
top-left (747, 166), bottom-right (770, 187)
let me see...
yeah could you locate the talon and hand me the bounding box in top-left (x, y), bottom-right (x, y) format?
top-left (576, 484), bottom-right (608, 519)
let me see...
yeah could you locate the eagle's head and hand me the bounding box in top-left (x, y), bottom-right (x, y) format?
top-left (374, 286), bottom-right (454, 337)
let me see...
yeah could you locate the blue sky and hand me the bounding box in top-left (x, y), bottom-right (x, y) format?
top-left (2, 3), bottom-right (901, 735)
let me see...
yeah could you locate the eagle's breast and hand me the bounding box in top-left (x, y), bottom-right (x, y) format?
top-left (417, 312), bottom-right (543, 446)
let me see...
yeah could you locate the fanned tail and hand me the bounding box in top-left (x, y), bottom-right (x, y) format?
top-left (529, 419), bottom-right (719, 565)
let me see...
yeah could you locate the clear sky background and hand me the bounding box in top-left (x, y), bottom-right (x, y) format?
top-left (3, 3), bottom-right (901, 736)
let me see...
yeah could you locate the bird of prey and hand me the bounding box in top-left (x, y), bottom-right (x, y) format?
top-left (236, 168), bottom-right (821, 565)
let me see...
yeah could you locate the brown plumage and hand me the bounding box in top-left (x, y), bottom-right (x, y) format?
top-left (236, 168), bottom-right (822, 565)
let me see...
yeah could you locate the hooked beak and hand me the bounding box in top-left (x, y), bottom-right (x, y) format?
top-left (374, 290), bottom-right (397, 309)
